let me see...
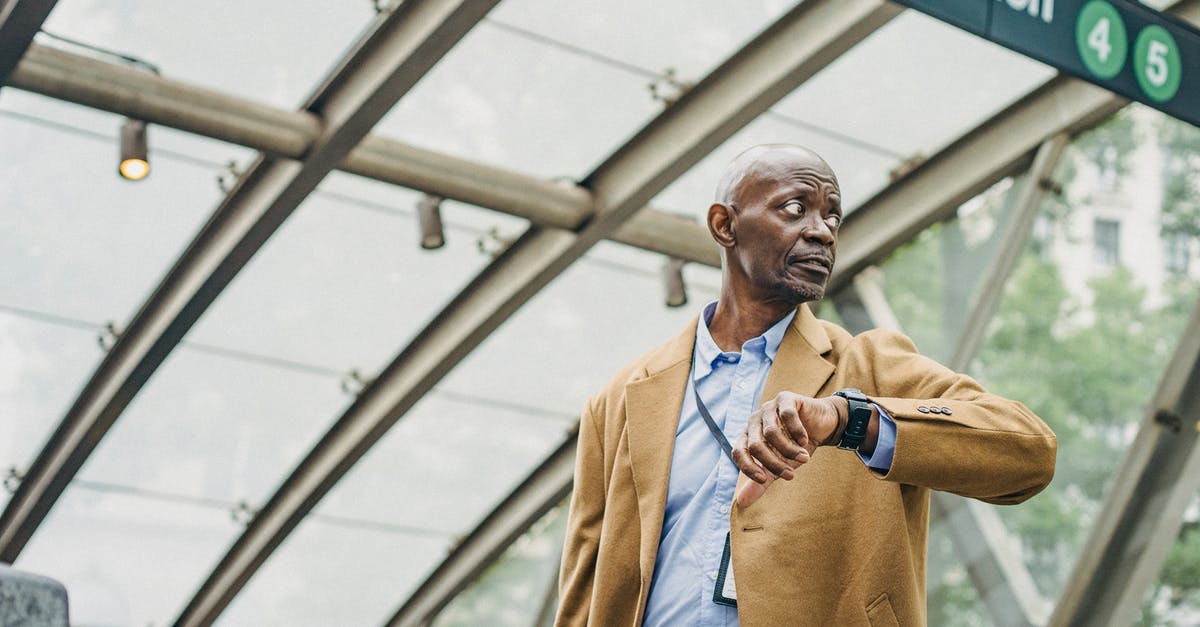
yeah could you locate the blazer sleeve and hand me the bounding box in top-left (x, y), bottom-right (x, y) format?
top-left (556, 395), bottom-right (606, 626)
top-left (842, 329), bottom-right (1057, 505)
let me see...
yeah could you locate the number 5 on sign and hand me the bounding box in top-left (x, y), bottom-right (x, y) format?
top-left (1135, 25), bottom-right (1182, 102)
top-left (1076, 0), bottom-right (1128, 79)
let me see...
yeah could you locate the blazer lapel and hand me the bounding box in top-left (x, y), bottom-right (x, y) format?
top-left (761, 303), bottom-right (836, 401)
top-left (737, 304), bottom-right (836, 499)
top-left (623, 317), bottom-right (696, 591)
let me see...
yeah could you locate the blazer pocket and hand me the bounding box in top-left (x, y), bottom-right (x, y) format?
top-left (866, 593), bottom-right (900, 627)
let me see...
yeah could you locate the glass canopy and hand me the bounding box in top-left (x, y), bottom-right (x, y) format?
top-left (1, 1), bottom-right (1197, 625)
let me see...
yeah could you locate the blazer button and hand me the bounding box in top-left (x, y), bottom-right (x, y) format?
top-left (918, 405), bottom-right (929, 413)
top-left (941, 406), bottom-right (953, 415)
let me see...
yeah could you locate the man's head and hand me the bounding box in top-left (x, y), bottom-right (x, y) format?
top-left (707, 144), bottom-right (842, 305)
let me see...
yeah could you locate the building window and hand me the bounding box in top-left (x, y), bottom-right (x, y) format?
top-left (1165, 232), bottom-right (1191, 275)
top-left (1094, 219), bottom-right (1120, 267)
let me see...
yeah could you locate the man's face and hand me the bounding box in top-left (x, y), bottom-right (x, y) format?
top-left (724, 150), bottom-right (842, 304)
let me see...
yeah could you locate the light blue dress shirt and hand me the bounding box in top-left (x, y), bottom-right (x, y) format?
top-left (641, 302), bottom-right (896, 627)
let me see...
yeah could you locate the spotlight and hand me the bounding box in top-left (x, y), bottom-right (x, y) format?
top-left (119, 118), bottom-right (149, 181)
top-left (417, 194), bottom-right (445, 250)
top-left (663, 257), bottom-right (688, 308)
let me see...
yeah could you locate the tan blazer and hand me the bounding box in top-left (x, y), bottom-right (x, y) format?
top-left (557, 304), bottom-right (1056, 626)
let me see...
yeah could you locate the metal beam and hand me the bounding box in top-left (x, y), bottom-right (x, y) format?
top-left (826, 76), bottom-right (1119, 295)
top-left (947, 134), bottom-right (1068, 372)
top-left (1050, 300), bottom-right (1200, 627)
top-left (9, 2), bottom-right (1200, 280)
top-left (185, 1), bottom-right (899, 624)
top-left (826, 3), bottom-right (1200, 295)
top-left (834, 269), bottom-right (1049, 627)
top-left (7, 42), bottom-right (716, 266)
top-left (0, 0), bottom-right (497, 577)
top-left (0, 0), bottom-right (57, 87)
top-left (387, 435), bottom-right (576, 627)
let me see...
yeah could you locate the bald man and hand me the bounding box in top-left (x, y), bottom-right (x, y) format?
top-left (556, 144), bottom-right (1056, 626)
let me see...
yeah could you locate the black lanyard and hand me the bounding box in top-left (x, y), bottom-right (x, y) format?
top-left (693, 381), bottom-right (735, 464)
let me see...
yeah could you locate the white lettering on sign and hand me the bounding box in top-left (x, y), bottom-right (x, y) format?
top-left (1000, 0), bottom-right (1055, 23)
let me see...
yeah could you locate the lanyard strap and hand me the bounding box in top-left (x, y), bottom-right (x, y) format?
top-left (693, 382), bottom-right (735, 464)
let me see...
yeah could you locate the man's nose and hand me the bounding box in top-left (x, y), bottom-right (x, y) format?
top-left (801, 215), bottom-right (834, 246)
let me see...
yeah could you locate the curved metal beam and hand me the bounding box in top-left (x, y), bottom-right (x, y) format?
top-left (178, 1), bottom-right (900, 624)
top-left (1050, 299), bottom-right (1200, 627)
top-left (0, 0), bottom-right (57, 87)
top-left (827, 74), bottom-right (1125, 294)
top-left (828, 0), bottom-right (1200, 294)
top-left (8, 42), bottom-right (715, 266)
top-left (0, 0), bottom-right (499, 567)
top-left (388, 433), bottom-right (576, 627)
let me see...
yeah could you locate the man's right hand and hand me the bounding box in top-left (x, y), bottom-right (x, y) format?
top-left (731, 392), bottom-right (846, 507)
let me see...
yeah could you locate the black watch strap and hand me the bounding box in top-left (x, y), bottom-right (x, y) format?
top-left (834, 388), bottom-right (872, 451)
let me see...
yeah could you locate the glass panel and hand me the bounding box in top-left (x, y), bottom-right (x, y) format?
top-left (313, 392), bottom-right (571, 535)
top-left (434, 501), bottom-right (568, 627)
top-left (378, 1), bottom-right (796, 181)
top-left (774, 10), bottom-right (1056, 161)
top-left (876, 174), bottom-right (1022, 362)
top-left (0, 91), bottom-right (229, 324)
top-left (41, 0), bottom-right (371, 109)
top-left (15, 483), bottom-right (240, 627)
top-left (440, 240), bottom-right (722, 416)
top-left (217, 516), bottom-right (451, 627)
top-left (72, 343), bottom-right (349, 507)
top-left (15, 344), bottom-right (350, 624)
top-left (972, 107), bottom-right (1200, 603)
top-left (188, 171), bottom-right (505, 375)
top-left (650, 110), bottom-right (899, 225)
top-left (0, 311), bottom-right (102, 511)
top-left (489, 0), bottom-right (790, 82)
top-left (375, 19), bottom-right (658, 180)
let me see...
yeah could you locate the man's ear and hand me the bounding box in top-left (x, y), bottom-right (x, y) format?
top-left (708, 203), bottom-right (736, 249)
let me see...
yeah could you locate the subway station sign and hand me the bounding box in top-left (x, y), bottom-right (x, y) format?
top-left (894, 0), bottom-right (1200, 127)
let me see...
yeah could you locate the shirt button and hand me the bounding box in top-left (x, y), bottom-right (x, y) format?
top-left (708, 571), bottom-right (717, 580)
top-left (720, 504), bottom-right (730, 514)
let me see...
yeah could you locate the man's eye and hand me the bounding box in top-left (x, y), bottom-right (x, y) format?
top-left (783, 200), bottom-right (804, 216)
top-left (826, 214), bottom-right (842, 229)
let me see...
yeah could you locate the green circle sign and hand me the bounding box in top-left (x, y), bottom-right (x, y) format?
top-left (1076, 1), bottom-right (1128, 79)
top-left (1134, 25), bottom-right (1182, 102)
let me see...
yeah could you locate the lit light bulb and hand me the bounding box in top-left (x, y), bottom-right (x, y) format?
top-left (118, 119), bottom-right (149, 181)
top-left (119, 158), bottom-right (149, 181)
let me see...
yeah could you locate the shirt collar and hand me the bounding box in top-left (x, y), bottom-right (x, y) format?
top-left (693, 300), bottom-right (796, 379)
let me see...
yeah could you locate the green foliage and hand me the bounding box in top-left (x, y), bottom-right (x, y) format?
top-left (435, 504), bottom-right (567, 627)
top-left (1162, 523), bottom-right (1200, 597)
top-left (978, 257), bottom-right (1197, 596)
top-left (1158, 118), bottom-right (1200, 240)
top-left (880, 224), bottom-right (948, 360)
top-left (905, 108), bottom-right (1200, 622)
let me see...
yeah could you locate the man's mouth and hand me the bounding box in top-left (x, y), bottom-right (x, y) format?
top-left (789, 254), bottom-right (832, 274)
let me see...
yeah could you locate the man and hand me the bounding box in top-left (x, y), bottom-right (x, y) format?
top-left (556, 144), bottom-right (1056, 626)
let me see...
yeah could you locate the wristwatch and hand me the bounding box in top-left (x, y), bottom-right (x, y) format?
top-left (833, 388), bottom-right (872, 451)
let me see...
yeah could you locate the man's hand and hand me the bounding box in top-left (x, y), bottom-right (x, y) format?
top-left (732, 392), bottom-right (847, 507)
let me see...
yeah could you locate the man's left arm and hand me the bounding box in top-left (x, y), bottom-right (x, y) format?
top-left (735, 328), bottom-right (1056, 506)
top-left (837, 328), bottom-right (1057, 504)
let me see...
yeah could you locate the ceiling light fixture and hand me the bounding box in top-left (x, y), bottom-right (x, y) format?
top-left (118, 118), bottom-right (149, 181)
top-left (417, 194), bottom-right (445, 250)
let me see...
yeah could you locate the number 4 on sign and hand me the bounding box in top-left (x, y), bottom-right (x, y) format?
top-left (1090, 17), bottom-right (1112, 62)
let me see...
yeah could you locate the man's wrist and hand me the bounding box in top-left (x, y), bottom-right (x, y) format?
top-left (824, 396), bottom-right (849, 446)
